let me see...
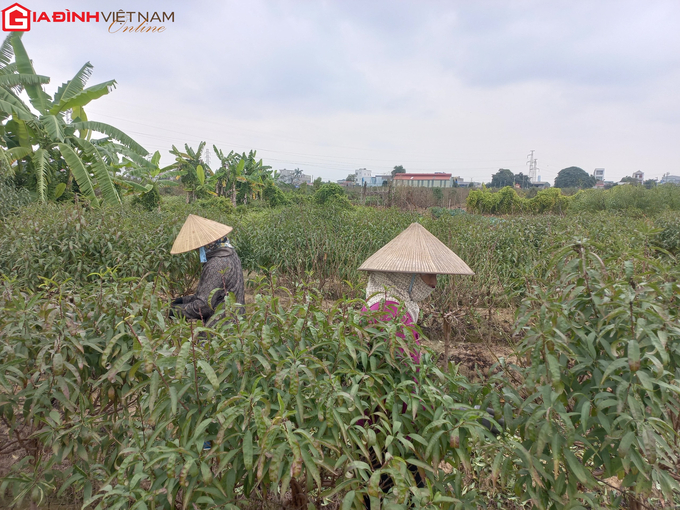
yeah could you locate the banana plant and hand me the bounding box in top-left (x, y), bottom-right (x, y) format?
top-left (115, 149), bottom-right (176, 195)
top-left (168, 142), bottom-right (213, 203)
top-left (0, 33), bottom-right (148, 205)
top-left (212, 147), bottom-right (272, 206)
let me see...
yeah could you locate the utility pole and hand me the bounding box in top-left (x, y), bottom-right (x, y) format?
top-left (526, 150), bottom-right (539, 183)
top-left (204, 148), bottom-right (211, 168)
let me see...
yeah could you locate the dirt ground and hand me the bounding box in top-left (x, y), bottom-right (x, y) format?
top-left (420, 307), bottom-right (518, 379)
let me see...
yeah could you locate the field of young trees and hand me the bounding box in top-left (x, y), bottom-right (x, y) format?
top-left (2, 32), bottom-right (680, 510)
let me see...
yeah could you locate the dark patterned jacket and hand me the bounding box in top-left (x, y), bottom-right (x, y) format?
top-left (173, 246), bottom-right (245, 324)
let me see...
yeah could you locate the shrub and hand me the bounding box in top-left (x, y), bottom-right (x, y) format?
top-left (0, 178), bottom-right (32, 216)
top-left (570, 184), bottom-right (680, 215)
top-left (262, 181), bottom-right (289, 207)
top-left (467, 187), bottom-right (572, 215)
top-left (131, 185), bottom-right (161, 211)
top-left (0, 276), bottom-right (491, 508)
top-left (654, 211), bottom-right (680, 255)
top-left (487, 241), bottom-right (680, 507)
top-left (194, 196), bottom-right (235, 215)
top-left (0, 203), bottom-right (200, 294)
top-left (530, 187), bottom-right (571, 214)
top-left (313, 183), bottom-right (347, 205)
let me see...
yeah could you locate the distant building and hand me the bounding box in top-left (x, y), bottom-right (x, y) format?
top-left (355, 168), bottom-right (371, 186)
top-left (632, 170), bottom-right (644, 184)
top-left (393, 172), bottom-right (455, 188)
top-left (660, 173), bottom-right (680, 185)
top-left (368, 174), bottom-right (392, 187)
top-left (336, 180), bottom-right (354, 187)
top-left (593, 168), bottom-right (605, 182)
top-left (278, 169), bottom-right (311, 186)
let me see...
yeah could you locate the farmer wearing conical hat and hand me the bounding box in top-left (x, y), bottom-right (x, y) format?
top-left (357, 222), bottom-right (474, 497)
top-left (359, 222), bottom-right (474, 357)
top-left (169, 214), bottom-right (245, 325)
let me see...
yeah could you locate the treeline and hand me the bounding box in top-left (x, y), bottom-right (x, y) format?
top-left (467, 184), bottom-right (680, 215)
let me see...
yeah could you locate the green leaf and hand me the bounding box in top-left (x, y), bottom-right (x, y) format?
top-left (600, 358), bottom-right (628, 385)
top-left (491, 451), bottom-right (503, 486)
top-left (198, 359), bottom-right (219, 390)
top-left (148, 372), bottom-right (159, 411)
top-left (56, 143), bottom-right (99, 207)
top-left (0, 88), bottom-right (34, 119)
top-left (546, 353), bottom-right (561, 383)
top-left (112, 177), bottom-right (153, 193)
top-left (342, 491), bottom-right (356, 510)
top-left (243, 430), bottom-right (253, 471)
top-left (628, 339), bottom-right (639, 359)
top-left (196, 164), bottom-right (205, 185)
top-left (70, 121), bottom-right (148, 156)
top-left (0, 73), bottom-right (50, 89)
top-left (618, 430), bottom-right (636, 457)
top-left (4, 146), bottom-right (32, 164)
top-left (563, 448), bottom-right (590, 485)
top-left (9, 33), bottom-right (51, 114)
top-left (70, 137), bottom-right (121, 206)
top-left (53, 182), bottom-right (66, 199)
top-left (49, 80), bottom-right (116, 114)
top-left (32, 148), bottom-right (48, 203)
top-left (0, 34), bottom-right (14, 68)
top-left (580, 400), bottom-right (591, 434)
top-left (300, 446), bottom-right (321, 489)
top-left (40, 114), bottom-right (65, 142)
top-left (175, 341), bottom-right (191, 380)
top-left (53, 62), bottom-right (93, 105)
top-left (169, 386), bottom-right (178, 416)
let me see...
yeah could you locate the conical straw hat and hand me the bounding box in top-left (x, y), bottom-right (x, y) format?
top-left (358, 223), bottom-right (474, 275)
top-left (170, 214), bottom-right (233, 254)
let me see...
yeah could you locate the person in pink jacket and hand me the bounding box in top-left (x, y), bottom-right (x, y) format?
top-left (362, 271), bottom-right (437, 363)
top-left (357, 223), bottom-right (474, 500)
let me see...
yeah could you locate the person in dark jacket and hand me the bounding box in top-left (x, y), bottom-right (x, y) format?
top-left (169, 215), bottom-right (245, 325)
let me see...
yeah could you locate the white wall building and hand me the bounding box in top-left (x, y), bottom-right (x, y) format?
top-left (355, 168), bottom-right (371, 186)
top-left (660, 173), bottom-right (680, 184)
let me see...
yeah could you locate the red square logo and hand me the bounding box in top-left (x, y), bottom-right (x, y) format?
top-left (2, 3), bottom-right (31, 31)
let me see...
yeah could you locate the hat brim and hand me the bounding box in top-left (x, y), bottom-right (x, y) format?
top-left (171, 214), bottom-right (233, 254)
top-left (358, 223), bottom-right (474, 275)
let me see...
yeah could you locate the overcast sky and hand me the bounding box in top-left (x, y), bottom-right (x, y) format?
top-left (19, 0), bottom-right (680, 183)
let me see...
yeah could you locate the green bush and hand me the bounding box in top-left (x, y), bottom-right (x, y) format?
top-left (2, 200), bottom-right (680, 508)
top-left (570, 184), bottom-right (680, 215)
top-left (262, 181), bottom-right (289, 207)
top-left (429, 207), bottom-right (466, 219)
top-left (654, 211), bottom-right (680, 255)
top-left (0, 276), bottom-right (490, 509)
top-left (3, 199), bottom-right (676, 310)
top-left (194, 196), bottom-right (235, 215)
top-left (314, 183), bottom-right (347, 205)
top-left (0, 203), bottom-right (200, 294)
top-left (487, 241), bottom-right (680, 507)
top-left (0, 178), bottom-right (32, 216)
top-left (467, 187), bottom-right (572, 215)
top-left (131, 185), bottom-right (161, 211)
